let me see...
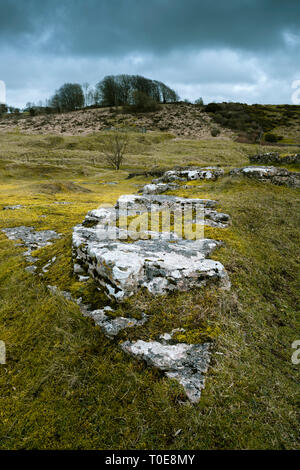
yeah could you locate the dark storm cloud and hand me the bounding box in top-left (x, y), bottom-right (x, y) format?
top-left (1, 0), bottom-right (300, 55)
top-left (1, 0), bottom-right (300, 107)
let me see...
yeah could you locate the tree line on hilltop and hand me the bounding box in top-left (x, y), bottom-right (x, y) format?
top-left (21, 75), bottom-right (180, 115)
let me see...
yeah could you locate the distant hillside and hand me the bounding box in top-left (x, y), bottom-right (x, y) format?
top-left (1, 102), bottom-right (300, 144)
top-left (204, 102), bottom-right (300, 144)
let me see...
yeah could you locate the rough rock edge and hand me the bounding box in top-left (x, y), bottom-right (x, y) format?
top-left (1, 226), bottom-right (61, 266)
top-left (73, 231), bottom-right (230, 301)
top-left (230, 166), bottom-right (300, 187)
top-left (72, 193), bottom-right (231, 301)
top-left (153, 167), bottom-right (224, 184)
top-left (121, 338), bottom-right (211, 403)
top-left (47, 285), bottom-right (148, 338)
top-left (50, 280), bottom-right (212, 402)
top-left (249, 152), bottom-right (300, 165)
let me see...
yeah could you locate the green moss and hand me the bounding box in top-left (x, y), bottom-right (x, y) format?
top-left (0, 130), bottom-right (299, 450)
top-left (173, 325), bottom-right (221, 344)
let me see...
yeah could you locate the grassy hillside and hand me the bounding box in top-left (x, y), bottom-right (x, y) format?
top-left (1, 102), bottom-right (300, 145)
top-left (205, 102), bottom-right (300, 144)
top-left (0, 131), bottom-right (299, 449)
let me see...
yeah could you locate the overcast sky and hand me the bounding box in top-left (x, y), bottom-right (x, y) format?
top-left (1, 0), bottom-right (300, 108)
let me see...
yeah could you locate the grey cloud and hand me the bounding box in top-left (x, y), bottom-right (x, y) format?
top-left (1, 0), bottom-right (300, 55)
top-left (1, 0), bottom-right (300, 107)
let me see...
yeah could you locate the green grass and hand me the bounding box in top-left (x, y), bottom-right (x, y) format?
top-left (206, 102), bottom-right (300, 144)
top-left (0, 131), bottom-right (299, 449)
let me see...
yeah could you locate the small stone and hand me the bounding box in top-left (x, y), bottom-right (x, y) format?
top-left (42, 256), bottom-right (56, 273)
top-left (74, 263), bottom-right (85, 274)
top-left (2, 226), bottom-right (61, 271)
top-left (140, 183), bottom-right (180, 195)
top-left (3, 205), bottom-right (23, 210)
top-left (25, 266), bottom-right (37, 273)
top-left (53, 201), bottom-right (72, 205)
top-left (88, 309), bottom-right (148, 337)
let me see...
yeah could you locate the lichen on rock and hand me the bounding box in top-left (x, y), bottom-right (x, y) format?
top-left (153, 167), bottom-right (224, 183)
top-left (121, 338), bottom-right (211, 403)
top-left (2, 226), bottom-right (61, 266)
top-left (230, 166), bottom-right (300, 187)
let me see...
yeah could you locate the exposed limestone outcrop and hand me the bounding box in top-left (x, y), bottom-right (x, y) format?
top-left (48, 285), bottom-right (148, 338)
top-left (230, 166), bottom-right (300, 187)
top-left (2, 226), bottom-right (61, 272)
top-left (121, 338), bottom-right (211, 403)
top-left (140, 183), bottom-right (180, 195)
top-left (3, 205), bottom-right (24, 210)
top-left (73, 231), bottom-right (229, 301)
top-left (249, 152), bottom-right (300, 165)
top-left (72, 193), bottom-right (230, 301)
top-left (2, 226), bottom-right (60, 261)
top-left (83, 195), bottom-right (229, 229)
top-left (153, 167), bottom-right (224, 183)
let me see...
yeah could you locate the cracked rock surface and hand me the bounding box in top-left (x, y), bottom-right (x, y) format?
top-left (121, 339), bottom-right (211, 403)
top-left (140, 183), bottom-right (180, 195)
top-left (116, 193), bottom-right (218, 211)
top-left (88, 307), bottom-right (148, 337)
top-left (73, 232), bottom-right (229, 301)
top-left (153, 167), bottom-right (224, 183)
top-left (230, 166), bottom-right (300, 187)
top-left (71, 181), bottom-right (231, 401)
top-left (3, 205), bottom-right (24, 210)
top-left (2, 226), bottom-right (61, 264)
top-left (73, 194), bottom-right (230, 301)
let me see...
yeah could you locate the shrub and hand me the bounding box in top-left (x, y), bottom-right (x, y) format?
top-left (29, 108), bottom-right (37, 117)
top-left (264, 133), bottom-right (283, 143)
top-left (195, 97), bottom-right (204, 106)
top-left (211, 127), bottom-right (220, 137)
top-left (128, 91), bottom-right (160, 113)
top-left (205, 103), bottom-right (221, 113)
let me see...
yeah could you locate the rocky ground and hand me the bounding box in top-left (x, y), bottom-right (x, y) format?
top-left (0, 131), bottom-right (299, 450)
top-left (2, 164), bottom-right (299, 404)
top-left (0, 103), bottom-right (234, 139)
top-left (2, 169), bottom-right (232, 402)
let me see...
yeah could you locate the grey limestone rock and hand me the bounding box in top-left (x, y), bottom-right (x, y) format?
top-left (121, 339), bottom-right (211, 403)
top-left (89, 307), bottom-right (148, 338)
top-left (72, 194), bottom-right (230, 300)
top-left (73, 228), bottom-right (229, 301)
top-left (230, 166), bottom-right (300, 187)
top-left (154, 167), bottom-right (224, 183)
top-left (3, 205), bottom-right (23, 210)
top-left (2, 226), bottom-right (61, 264)
top-left (140, 183), bottom-right (180, 195)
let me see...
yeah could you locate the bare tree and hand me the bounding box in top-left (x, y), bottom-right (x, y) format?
top-left (102, 132), bottom-right (129, 170)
